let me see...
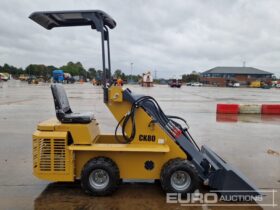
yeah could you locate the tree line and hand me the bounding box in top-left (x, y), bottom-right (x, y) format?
top-left (0, 62), bottom-right (139, 81)
top-left (0, 62), bottom-right (93, 80)
top-left (0, 61), bottom-right (200, 83)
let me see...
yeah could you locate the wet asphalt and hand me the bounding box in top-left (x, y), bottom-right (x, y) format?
top-left (0, 80), bottom-right (279, 210)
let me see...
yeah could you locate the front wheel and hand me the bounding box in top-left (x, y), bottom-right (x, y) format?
top-left (160, 158), bottom-right (200, 195)
top-left (81, 157), bottom-right (120, 196)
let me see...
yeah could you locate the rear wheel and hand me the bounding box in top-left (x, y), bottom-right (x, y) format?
top-left (160, 158), bottom-right (199, 195)
top-left (81, 157), bottom-right (120, 196)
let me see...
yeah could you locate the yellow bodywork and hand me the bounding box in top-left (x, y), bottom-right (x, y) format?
top-left (33, 86), bottom-right (187, 181)
top-left (33, 130), bottom-right (74, 181)
top-left (250, 81), bottom-right (261, 88)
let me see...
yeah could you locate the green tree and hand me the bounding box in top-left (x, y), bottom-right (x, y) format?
top-left (96, 70), bottom-right (102, 80)
top-left (182, 74), bottom-right (200, 83)
top-left (113, 69), bottom-right (122, 78)
top-left (25, 64), bottom-right (48, 77)
top-left (113, 69), bottom-right (127, 80)
top-left (88, 68), bottom-right (97, 80)
top-left (60, 61), bottom-right (87, 78)
top-left (1, 63), bottom-right (24, 77)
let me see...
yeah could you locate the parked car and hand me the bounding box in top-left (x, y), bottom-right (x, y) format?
top-left (169, 79), bottom-right (182, 88)
top-left (262, 84), bottom-right (271, 89)
top-left (190, 82), bottom-right (203, 87)
top-left (228, 82), bottom-right (240, 87)
top-left (27, 76), bottom-right (39, 84)
top-left (233, 82), bottom-right (240, 87)
top-left (0, 73), bottom-right (9, 81)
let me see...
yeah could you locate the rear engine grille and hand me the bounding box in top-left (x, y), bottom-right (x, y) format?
top-left (39, 139), bottom-right (51, 171)
top-left (33, 131), bottom-right (74, 181)
top-left (33, 138), bottom-right (67, 172)
top-left (53, 139), bottom-right (66, 171)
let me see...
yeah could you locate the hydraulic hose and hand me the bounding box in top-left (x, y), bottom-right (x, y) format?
top-left (114, 95), bottom-right (200, 150)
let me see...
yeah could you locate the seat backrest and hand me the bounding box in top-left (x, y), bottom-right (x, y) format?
top-left (51, 84), bottom-right (71, 114)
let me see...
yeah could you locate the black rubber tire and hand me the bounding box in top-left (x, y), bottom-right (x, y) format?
top-left (81, 157), bottom-right (120, 196)
top-left (160, 158), bottom-right (199, 195)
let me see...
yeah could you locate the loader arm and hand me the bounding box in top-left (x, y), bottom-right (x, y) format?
top-left (104, 85), bottom-right (261, 197)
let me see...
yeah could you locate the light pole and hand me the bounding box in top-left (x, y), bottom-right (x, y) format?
top-left (130, 62), bottom-right (133, 83)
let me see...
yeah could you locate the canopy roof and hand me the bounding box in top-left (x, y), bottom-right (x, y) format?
top-left (29, 10), bottom-right (116, 30)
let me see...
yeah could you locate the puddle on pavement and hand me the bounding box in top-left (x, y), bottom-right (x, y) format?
top-left (1, 82), bottom-right (279, 209)
top-left (33, 182), bottom-right (265, 210)
top-left (69, 91), bottom-right (88, 94)
top-left (267, 149), bottom-right (280, 156)
top-left (68, 96), bottom-right (83, 99)
top-left (216, 114), bottom-right (280, 124)
top-left (0, 99), bottom-right (34, 105)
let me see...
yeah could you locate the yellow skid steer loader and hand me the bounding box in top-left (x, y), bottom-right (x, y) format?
top-left (30, 10), bottom-right (260, 198)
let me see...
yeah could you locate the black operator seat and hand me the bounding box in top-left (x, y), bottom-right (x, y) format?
top-left (51, 84), bottom-right (94, 123)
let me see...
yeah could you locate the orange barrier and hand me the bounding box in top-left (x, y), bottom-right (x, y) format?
top-left (261, 104), bottom-right (280, 115)
top-left (216, 114), bottom-right (280, 123)
top-left (217, 103), bottom-right (280, 115)
top-left (216, 104), bottom-right (239, 114)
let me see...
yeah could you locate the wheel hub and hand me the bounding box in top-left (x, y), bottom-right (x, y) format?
top-left (89, 169), bottom-right (109, 190)
top-left (171, 170), bottom-right (191, 191)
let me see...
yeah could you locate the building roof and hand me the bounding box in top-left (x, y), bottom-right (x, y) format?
top-left (202, 67), bottom-right (273, 75)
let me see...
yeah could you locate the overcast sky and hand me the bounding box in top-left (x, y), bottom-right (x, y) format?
top-left (1, 0), bottom-right (280, 78)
